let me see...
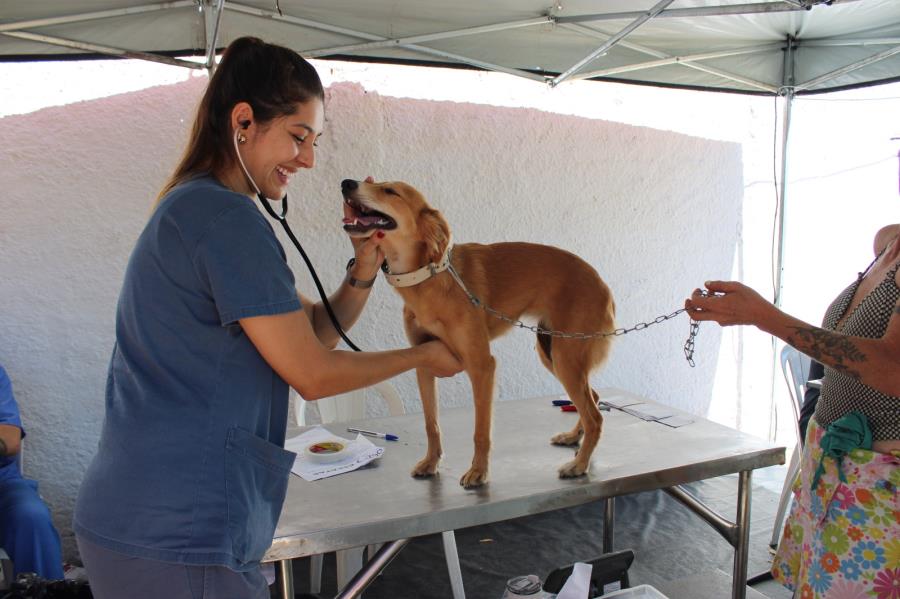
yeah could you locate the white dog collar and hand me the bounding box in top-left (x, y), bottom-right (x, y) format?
top-left (383, 243), bottom-right (453, 288)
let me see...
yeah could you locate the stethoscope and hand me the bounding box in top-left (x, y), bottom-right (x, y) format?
top-left (233, 125), bottom-right (363, 351)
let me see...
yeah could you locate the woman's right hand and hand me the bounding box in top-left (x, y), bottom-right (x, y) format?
top-left (419, 340), bottom-right (464, 378)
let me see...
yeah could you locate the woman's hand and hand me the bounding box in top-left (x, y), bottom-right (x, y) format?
top-left (348, 234), bottom-right (385, 282)
top-left (347, 175), bottom-right (385, 281)
top-left (684, 280), bottom-right (775, 328)
top-left (418, 340), bottom-right (464, 378)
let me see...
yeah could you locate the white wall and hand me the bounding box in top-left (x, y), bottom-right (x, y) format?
top-left (0, 71), bottom-right (743, 561)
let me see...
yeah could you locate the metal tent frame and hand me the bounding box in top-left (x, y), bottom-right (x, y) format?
top-left (3, 2), bottom-right (900, 305)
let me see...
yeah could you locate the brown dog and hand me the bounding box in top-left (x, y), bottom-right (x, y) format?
top-left (341, 178), bottom-right (616, 488)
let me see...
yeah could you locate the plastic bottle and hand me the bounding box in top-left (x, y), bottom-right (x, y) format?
top-left (501, 574), bottom-right (554, 598)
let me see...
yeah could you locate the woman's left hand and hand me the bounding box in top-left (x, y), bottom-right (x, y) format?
top-left (684, 280), bottom-right (774, 327)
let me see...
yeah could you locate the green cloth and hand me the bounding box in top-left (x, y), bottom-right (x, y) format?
top-left (811, 411), bottom-right (872, 492)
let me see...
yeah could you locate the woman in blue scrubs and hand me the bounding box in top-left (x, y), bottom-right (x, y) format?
top-left (73, 36), bottom-right (462, 599)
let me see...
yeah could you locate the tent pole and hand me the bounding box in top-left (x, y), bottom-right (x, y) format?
top-left (203, 0), bottom-right (225, 72)
top-left (774, 90), bottom-right (794, 309)
top-left (769, 37), bottom-right (795, 443)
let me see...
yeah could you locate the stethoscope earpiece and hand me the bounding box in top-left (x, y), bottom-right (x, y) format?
top-left (233, 126), bottom-right (287, 220)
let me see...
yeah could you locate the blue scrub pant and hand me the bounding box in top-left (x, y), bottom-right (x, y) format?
top-left (0, 477), bottom-right (64, 579)
top-left (76, 536), bottom-right (269, 599)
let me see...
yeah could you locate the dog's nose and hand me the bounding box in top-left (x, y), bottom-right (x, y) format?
top-left (341, 179), bottom-right (358, 193)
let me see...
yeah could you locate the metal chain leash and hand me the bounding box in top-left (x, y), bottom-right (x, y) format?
top-left (445, 265), bottom-right (703, 367)
top-left (479, 303), bottom-right (701, 367)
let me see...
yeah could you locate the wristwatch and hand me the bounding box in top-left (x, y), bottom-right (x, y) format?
top-left (345, 258), bottom-right (377, 289)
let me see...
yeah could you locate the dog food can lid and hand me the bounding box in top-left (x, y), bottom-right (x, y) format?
top-left (505, 574), bottom-right (543, 596)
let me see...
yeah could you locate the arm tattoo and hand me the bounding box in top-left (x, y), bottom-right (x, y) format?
top-left (788, 326), bottom-right (865, 378)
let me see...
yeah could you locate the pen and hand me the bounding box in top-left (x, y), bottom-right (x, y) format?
top-left (347, 427), bottom-right (399, 441)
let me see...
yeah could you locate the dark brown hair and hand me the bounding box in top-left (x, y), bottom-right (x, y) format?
top-left (156, 37), bottom-right (324, 202)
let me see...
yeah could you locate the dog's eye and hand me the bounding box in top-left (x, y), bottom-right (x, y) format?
top-left (384, 188), bottom-right (398, 196)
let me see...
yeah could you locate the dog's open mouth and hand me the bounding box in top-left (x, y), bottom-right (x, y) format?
top-left (342, 197), bottom-right (397, 234)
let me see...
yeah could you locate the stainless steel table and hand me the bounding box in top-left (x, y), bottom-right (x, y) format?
top-left (264, 388), bottom-right (784, 599)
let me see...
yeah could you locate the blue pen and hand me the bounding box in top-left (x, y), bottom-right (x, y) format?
top-left (347, 427), bottom-right (399, 441)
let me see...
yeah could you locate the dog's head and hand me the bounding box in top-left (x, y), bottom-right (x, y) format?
top-left (340, 179), bottom-right (450, 264)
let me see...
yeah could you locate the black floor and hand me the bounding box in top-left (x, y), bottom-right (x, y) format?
top-left (281, 466), bottom-right (792, 599)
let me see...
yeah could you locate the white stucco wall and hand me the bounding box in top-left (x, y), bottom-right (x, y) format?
top-left (0, 73), bottom-right (743, 561)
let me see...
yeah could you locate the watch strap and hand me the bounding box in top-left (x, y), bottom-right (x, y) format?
top-left (346, 258), bottom-right (377, 289)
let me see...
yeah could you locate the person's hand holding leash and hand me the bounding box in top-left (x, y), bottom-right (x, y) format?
top-left (684, 280), bottom-right (777, 328)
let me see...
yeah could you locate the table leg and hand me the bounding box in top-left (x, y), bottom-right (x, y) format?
top-left (275, 559), bottom-right (294, 599)
top-left (603, 497), bottom-right (615, 554)
top-left (732, 470), bottom-right (752, 599)
top-left (663, 468), bottom-right (753, 599)
top-left (336, 539), bottom-right (411, 599)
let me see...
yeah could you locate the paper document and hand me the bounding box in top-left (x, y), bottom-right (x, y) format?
top-left (285, 426), bottom-right (384, 481)
top-left (556, 561), bottom-right (592, 599)
top-left (599, 395), bottom-right (644, 409)
top-left (657, 415), bottom-right (695, 428)
top-left (622, 403), bottom-right (677, 421)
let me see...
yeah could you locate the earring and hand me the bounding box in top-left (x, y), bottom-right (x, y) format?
top-left (237, 133), bottom-right (247, 144)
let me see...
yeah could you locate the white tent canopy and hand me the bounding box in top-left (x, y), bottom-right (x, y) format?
top-left (3, 0), bottom-right (900, 95)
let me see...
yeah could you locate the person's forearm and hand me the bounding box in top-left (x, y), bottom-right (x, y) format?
top-left (757, 308), bottom-right (900, 396)
top-left (0, 425), bottom-right (21, 457)
top-left (309, 276), bottom-right (374, 347)
top-left (296, 344), bottom-right (428, 400)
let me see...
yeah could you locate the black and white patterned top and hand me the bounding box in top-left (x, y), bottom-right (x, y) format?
top-left (814, 251), bottom-right (900, 441)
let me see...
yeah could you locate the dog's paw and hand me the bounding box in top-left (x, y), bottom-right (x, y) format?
top-left (550, 430), bottom-right (582, 446)
top-left (557, 460), bottom-right (588, 478)
top-left (459, 467), bottom-right (488, 489)
top-left (411, 457), bottom-right (440, 478)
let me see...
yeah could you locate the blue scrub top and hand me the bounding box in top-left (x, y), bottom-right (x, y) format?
top-left (74, 176), bottom-right (302, 571)
top-left (0, 365), bottom-right (24, 483)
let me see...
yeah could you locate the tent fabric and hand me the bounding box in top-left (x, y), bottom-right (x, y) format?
top-left (2, 0), bottom-right (900, 95)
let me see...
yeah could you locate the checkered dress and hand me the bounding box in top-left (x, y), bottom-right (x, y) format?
top-left (814, 255), bottom-right (900, 442)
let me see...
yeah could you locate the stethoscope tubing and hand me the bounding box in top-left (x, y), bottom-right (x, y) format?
top-left (235, 128), bottom-right (362, 352)
top-left (259, 193), bottom-right (363, 352)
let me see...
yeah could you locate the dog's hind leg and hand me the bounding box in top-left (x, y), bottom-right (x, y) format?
top-left (411, 368), bottom-right (443, 478)
top-left (552, 349), bottom-right (602, 478)
top-left (538, 333), bottom-right (585, 447)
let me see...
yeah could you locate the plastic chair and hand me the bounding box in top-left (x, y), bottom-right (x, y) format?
top-left (295, 384), bottom-right (466, 599)
top-left (770, 345), bottom-right (810, 548)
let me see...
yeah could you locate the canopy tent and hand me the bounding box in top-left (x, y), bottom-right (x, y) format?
top-left (5, 1), bottom-right (899, 295)
top-left (2, 1), bottom-right (898, 402)
top-left (3, 0), bottom-right (900, 95)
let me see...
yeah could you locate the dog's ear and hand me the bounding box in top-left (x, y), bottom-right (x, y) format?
top-left (418, 208), bottom-right (451, 264)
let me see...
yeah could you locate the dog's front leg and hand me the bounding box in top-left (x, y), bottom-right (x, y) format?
top-left (411, 368), bottom-right (442, 477)
top-left (459, 352), bottom-right (495, 489)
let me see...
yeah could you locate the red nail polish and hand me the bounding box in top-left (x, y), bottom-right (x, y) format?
top-left (376, 231), bottom-right (385, 239)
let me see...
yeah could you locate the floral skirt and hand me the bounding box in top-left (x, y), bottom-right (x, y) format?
top-left (771, 417), bottom-right (900, 598)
